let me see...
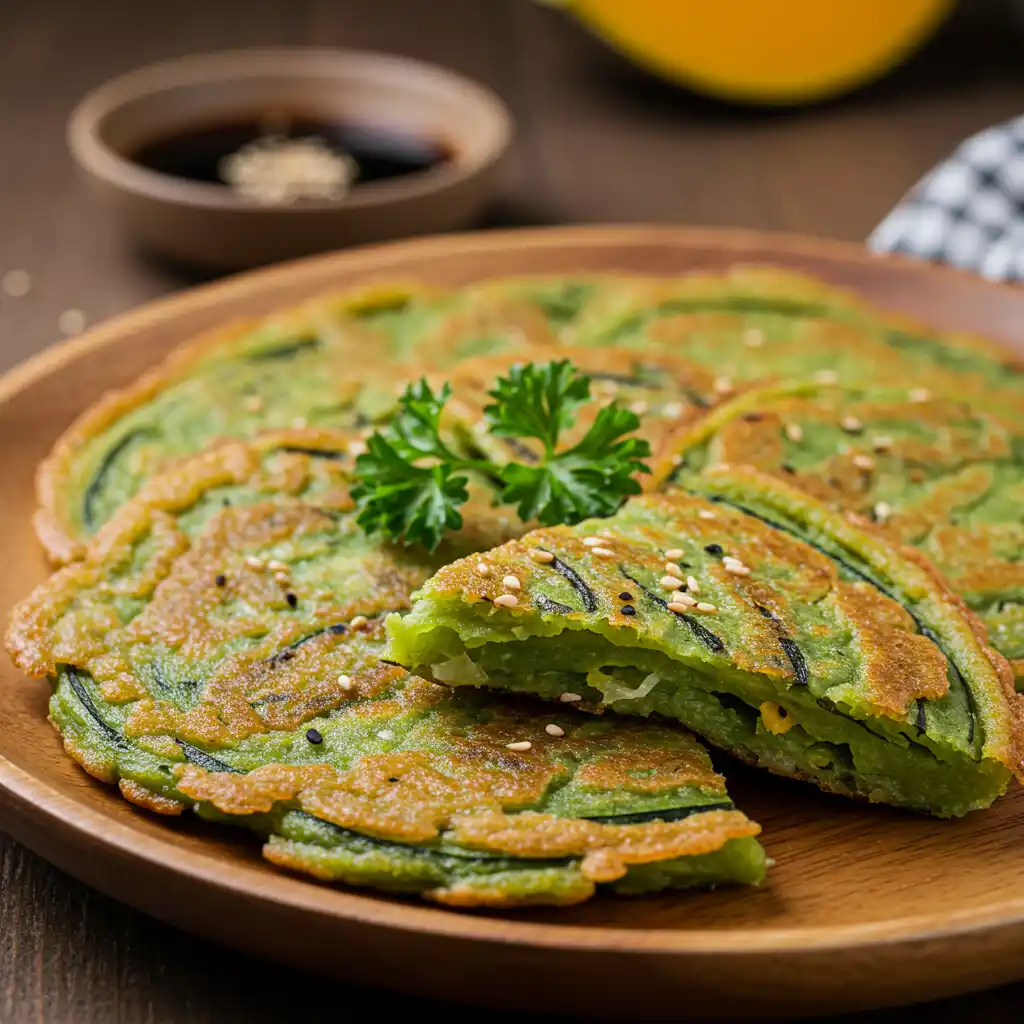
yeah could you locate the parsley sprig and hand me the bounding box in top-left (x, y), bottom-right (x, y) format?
top-left (352, 360), bottom-right (651, 550)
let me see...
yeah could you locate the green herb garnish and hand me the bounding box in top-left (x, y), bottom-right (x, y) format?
top-left (352, 360), bottom-right (651, 549)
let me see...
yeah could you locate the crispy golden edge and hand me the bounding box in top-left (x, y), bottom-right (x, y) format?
top-left (34, 281), bottom-right (435, 565)
top-left (9, 428), bottom-right (361, 679)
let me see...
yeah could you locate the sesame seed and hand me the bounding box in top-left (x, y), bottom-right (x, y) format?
top-left (668, 594), bottom-right (698, 611)
top-left (620, 604), bottom-right (636, 616)
top-left (244, 394), bottom-right (265, 413)
top-left (686, 575), bottom-right (700, 593)
top-left (545, 724), bottom-right (565, 738)
top-left (244, 556), bottom-right (265, 570)
top-left (662, 401), bottom-right (685, 420)
top-left (724, 564), bottom-right (751, 576)
top-left (58, 309), bottom-right (87, 335)
top-left (714, 376), bottom-right (734, 394)
top-left (337, 674), bottom-right (353, 689)
top-left (909, 387), bottom-right (930, 403)
top-left (274, 572), bottom-right (290, 586)
top-left (874, 501), bottom-right (892, 523)
top-left (529, 548), bottom-right (555, 563)
top-left (306, 728), bottom-right (323, 744)
top-left (595, 380), bottom-right (619, 396)
top-left (291, 417), bottom-right (307, 429)
top-left (814, 370), bottom-right (838, 385)
top-left (214, 574), bottom-right (226, 587)
top-left (347, 439), bottom-right (369, 457)
top-left (629, 399), bottom-right (649, 416)
top-left (670, 453), bottom-right (684, 467)
top-left (349, 615), bottom-right (368, 629)
top-left (1, 269), bottom-right (31, 298)
top-left (502, 575), bottom-right (522, 591)
top-left (785, 423), bottom-right (804, 442)
top-left (873, 435), bottom-right (893, 452)
top-left (598, 529), bottom-right (615, 538)
top-left (494, 594), bottom-right (519, 608)
top-left (377, 729), bottom-right (394, 741)
top-left (698, 509), bottom-right (716, 521)
top-left (267, 560), bottom-right (289, 573)
top-left (559, 692), bottom-right (582, 702)
top-left (743, 328), bottom-right (765, 348)
top-left (705, 543), bottom-right (723, 556)
top-left (590, 547), bottom-right (615, 557)
top-left (664, 561), bottom-right (684, 578)
top-left (477, 563), bottom-right (491, 576)
top-left (840, 416), bottom-right (863, 433)
top-left (660, 575), bottom-right (683, 590)
top-left (506, 741), bottom-right (532, 752)
top-left (695, 602), bottom-right (717, 613)
top-left (582, 537), bottom-right (601, 547)
top-left (665, 548), bottom-right (684, 560)
top-left (853, 454), bottom-right (875, 471)
top-left (285, 592), bottom-right (298, 608)
top-left (619, 592), bottom-right (633, 601)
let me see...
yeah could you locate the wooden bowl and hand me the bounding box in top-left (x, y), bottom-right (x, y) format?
top-left (5, 227), bottom-right (1024, 1019)
top-left (66, 48), bottom-right (513, 270)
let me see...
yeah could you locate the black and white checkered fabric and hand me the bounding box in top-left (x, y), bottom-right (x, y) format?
top-left (869, 116), bottom-right (1024, 281)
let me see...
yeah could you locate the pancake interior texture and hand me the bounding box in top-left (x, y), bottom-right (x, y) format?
top-left (387, 492), bottom-right (1024, 818)
top-left (38, 266), bottom-right (1024, 565)
top-left (8, 431), bottom-right (766, 906)
top-left (655, 383), bottom-right (1024, 682)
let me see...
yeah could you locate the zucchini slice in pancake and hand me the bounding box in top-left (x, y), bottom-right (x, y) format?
top-left (565, 266), bottom-right (1024, 426)
top-left (387, 492), bottom-right (1024, 817)
top-left (656, 383), bottom-right (1024, 681)
top-left (8, 432), bottom-right (765, 905)
top-left (35, 280), bottom-right (562, 565)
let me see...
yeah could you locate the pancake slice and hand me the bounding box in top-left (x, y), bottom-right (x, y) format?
top-left (656, 383), bottom-right (1024, 680)
top-left (9, 432), bottom-right (765, 906)
top-left (386, 492), bottom-right (1024, 818)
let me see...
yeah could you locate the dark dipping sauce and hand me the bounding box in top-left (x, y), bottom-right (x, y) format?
top-left (130, 116), bottom-right (451, 189)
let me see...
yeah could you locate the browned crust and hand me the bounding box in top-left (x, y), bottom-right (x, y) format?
top-left (118, 778), bottom-right (185, 816)
top-left (34, 281), bottom-right (436, 565)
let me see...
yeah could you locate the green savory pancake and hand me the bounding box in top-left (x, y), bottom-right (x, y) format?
top-left (387, 492), bottom-right (1024, 818)
top-left (9, 432), bottom-right (765, 906)
top-left (654, 383), bottom-right (1024, 681)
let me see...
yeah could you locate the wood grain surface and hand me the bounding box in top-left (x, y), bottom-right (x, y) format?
top-left (4, 2), bottom-right (1024, 1022)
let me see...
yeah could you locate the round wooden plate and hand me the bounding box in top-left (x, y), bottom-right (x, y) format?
top-left (3, 226), bottom-right (1024, 1020)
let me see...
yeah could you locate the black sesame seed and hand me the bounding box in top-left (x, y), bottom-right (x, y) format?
top-left (215, 574), bottom-right (226, 587)
top-left (306, 728), bottom-right (323, 744)
top-left (388, 777), bottom-right (399, 783)
top-left (618, 591), bottom-right (634, 601)
top-left (328, 623), bottom-right (347, 635)
top-left (743, 413), bottom-right (764, 422)
top-left (777, 706), bottom-right (789, 718)
top-left (222, 498), bottom-right (231, 507)
top-left (286, 592), bottom-right (298, 609)
top-left (704, 543), bottom-right (723, 556)
top-left (620, 604), bottom-right (636, 616)
top-left (780, 464), bottom-right (796, 475)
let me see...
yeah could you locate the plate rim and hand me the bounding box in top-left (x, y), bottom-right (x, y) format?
top-left (4, 222), bottom-right (1024, 961)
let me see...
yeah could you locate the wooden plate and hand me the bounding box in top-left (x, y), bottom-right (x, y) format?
top-left (3, 226), bottom-right (1024, 1021)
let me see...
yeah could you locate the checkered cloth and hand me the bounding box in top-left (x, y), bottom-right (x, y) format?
top-left (869, 116), bottom-right (1024, 281)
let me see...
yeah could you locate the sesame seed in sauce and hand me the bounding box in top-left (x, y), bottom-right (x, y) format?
top-left (529, 548), bottom-right (555, 564)
top-left (477, 563), bottom-right (491, 576)
top-left (814, 370), bottom-right (838, 385)
top-left (668, 594), bottom-right (698, 611)
top-left (695, 602), bottom-right (718, 613)
top-left (285, 592), bottom-right (298, 608)
top-left (560, 692), bottom-right (582, 702)
top-left (214, 574), bottom-right (226, 587)
top-left (743, 328), bottom-right (765, 348)
top-left (785, 423), bottom-right (804, 443)
top-left (545, 724), bottom-right (565, 738)
top-left (840, 416), bottom-right (863, 433)
top-left (590, 547), bottom-right (615, 557)
top-left (909, 387), bottom-right (930, 403)
top-left (664, 561), bottom-right (684, 578)
top-left (306, 728), bottom-right (323, 744)
top-left (377, 729), bottom-right (395, 741)
top-left (502, 574), bottom-right (521, 591)
top-left (660, 575), bottom-right (683, 591)
top-left (494, 594), bottom-right (519, 609)
top-left (665, 548), bottom-right (684, 560)
top-left (349, 615), bottom-right (368, 629)
top-left (506, 740), bottom-right (533, 752)
top-left (853, 454), bottom-right (875, 471)
top-left (582, 537), bottom-right (601, 547)
top-left (686, 575), bottom-right (700, 593)
top-left (698, 509), bottom-right (716, 521)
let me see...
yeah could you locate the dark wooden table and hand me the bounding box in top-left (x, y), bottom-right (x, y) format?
top-left (3, 1), bottom-right (1024, 1020)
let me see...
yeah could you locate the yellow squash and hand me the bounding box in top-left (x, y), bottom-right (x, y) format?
top-left (558, 0), bottom-right (954, 105)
